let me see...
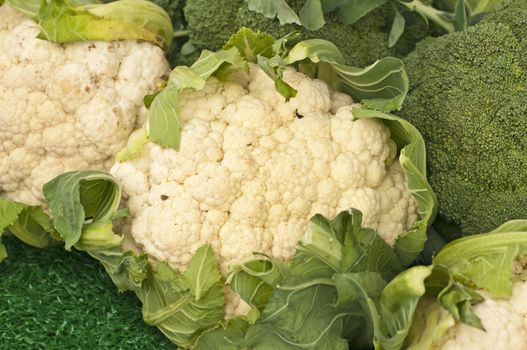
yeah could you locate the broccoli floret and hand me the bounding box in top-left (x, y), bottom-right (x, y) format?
top-left (183, 0), bottom-right (240, 50)
top-left (399, 0), bottom-right (527, 239)
top-left (182, 0), bottom-right (433, 67)
top-left (484, 0), bottom-right (527, 62)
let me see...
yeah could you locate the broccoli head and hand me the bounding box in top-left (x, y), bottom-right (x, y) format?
top-left (183, 0), bottom-right (432, 67)
top-left (399, 0), bottom-right (527, 239)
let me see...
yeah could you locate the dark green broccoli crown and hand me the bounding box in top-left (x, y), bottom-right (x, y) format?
top-left (183, 0), bottom-right (243, 50)
top-left (183, 0), bottom-right (434, 68)
top-left (400, 4), bottom-right (527, 238)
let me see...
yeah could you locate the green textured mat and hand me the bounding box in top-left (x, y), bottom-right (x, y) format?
top-left (0, 236), bottom-right (175, 349)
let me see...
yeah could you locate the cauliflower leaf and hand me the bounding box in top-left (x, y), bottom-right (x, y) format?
top-left (36, 0), bottom-right (173, 48)
top-left (0, 198), bottom-right (61, 261)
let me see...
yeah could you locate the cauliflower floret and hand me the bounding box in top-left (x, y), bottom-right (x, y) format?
top-left (110, 63), bottom-right (418, 316)
top-left (0, 4), bottom-right (170, 206)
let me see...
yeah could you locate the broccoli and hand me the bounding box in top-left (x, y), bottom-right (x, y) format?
top-left (182, 0), bottom-right (432, 67)
top-left (399, 0), bottom-right (527, 239)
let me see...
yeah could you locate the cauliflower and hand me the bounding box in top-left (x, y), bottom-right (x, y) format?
top-left (388, 229), bottom-right (527, 350)
top-left (432, 260), bottom-right (527, 350)
top-left (33, 30), bottom-right (434, 346)
top-left (110, 64), bottom-right (418, 289)
top-left (0, 4), bottom-right (170, 206)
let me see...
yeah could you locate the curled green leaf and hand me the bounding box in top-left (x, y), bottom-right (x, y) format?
top-left (43, 170), bottom-right (121, 250)
top-left (352, 107), bottom-right (437, 265)
top-left (36, 0), bottom-right (173, 48)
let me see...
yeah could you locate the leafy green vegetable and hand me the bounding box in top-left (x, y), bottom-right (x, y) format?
top-left (139, 249), bottom-right (224, 348)
top-left (389, 9), bottom-right (406, 47)
top-left (298, 0), bottom-right (325, 30)
top-left (349, 266), bottom-right (432, 350)
top-left (226, 257), bottom-right (286, 318)
top-left (332, 0), bottom-right (388, 25)
top-left (437, 0), bottom-right (506, 22)
top-left (6, 0), bottom-right (174, 48)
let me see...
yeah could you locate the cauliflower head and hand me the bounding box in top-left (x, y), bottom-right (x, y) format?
top-left (111, 63), bottom-right (418, 283)
top-left (0, 4), bottom-right (170, 206)
top-left (434, 281), bottom-right (527, 349)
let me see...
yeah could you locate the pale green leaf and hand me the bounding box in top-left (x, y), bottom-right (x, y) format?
top-left (285, 40), bottom-right (408, 112)
top-left (434, 227), bottom-right (527, 297)
top-left (6, 0), bottom-right (98, 17)
top-left (138, 261), bottom-right (224, 348)
top-left (8, 206), bottom-right (60, 248)
top-left (369, 266), bottom-right (433, 350)
top-left (298, 0), bottom-right (325, 31)
top-left (0, 197), bottom-right (25, 232)
top-left (194, 318), bottom-right (249, 350)
top-left (333, 0), bottom-right (387, 25)
top-left (227, 257), bottom-right (286, 315)
top-left (404, 301), bottom-right (455, 350)
top-left (223, 27), bottom-right (275, 62)
top-left (116, 127), bottom-right (149, 162)
top-left (246, 0), bottom-right (301, 25)
top-left (148, 47), bottom-right (245, 150)
top-left (453, 0), bottom-right (468, 31)
top-left (37, 0), bottom-right (173, 48)
top-left (352, 107), bottom-right (437, 266)
top-left (182, 244), bottom-right (222, 301)
top-left (388, 10), bottom-right (405, 48)
top-left (148, 86), bottom-right (181, 150)
top-left (0, 197), bottom-right (60, 250)
top-left (83, 0), bottom-right (173, 46)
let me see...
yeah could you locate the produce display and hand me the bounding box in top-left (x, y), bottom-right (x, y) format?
top-left (0, 0), bottom-right (525, 349)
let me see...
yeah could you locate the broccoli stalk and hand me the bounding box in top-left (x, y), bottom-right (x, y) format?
top-left (399, 0), bottom-right (527, 239)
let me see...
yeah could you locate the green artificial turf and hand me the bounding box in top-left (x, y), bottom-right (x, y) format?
top-left (0, 236), bottom-right (175, 350)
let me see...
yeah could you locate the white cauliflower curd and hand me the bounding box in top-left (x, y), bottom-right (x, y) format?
top-left (0, 4), bottom-right (170, 205)
top-left (111, 61), bottom-right (419, 290)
